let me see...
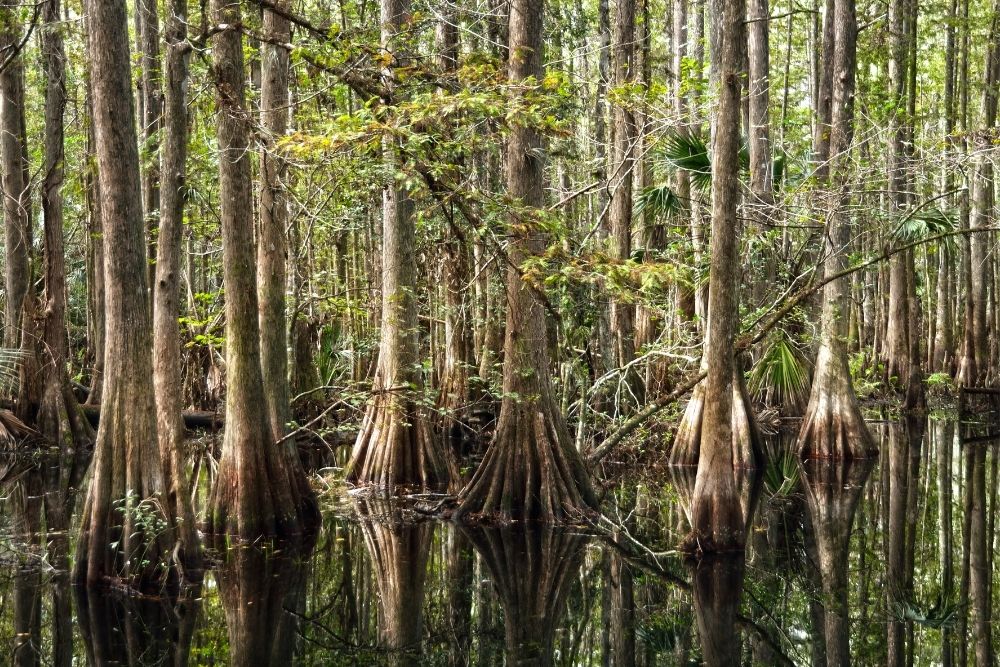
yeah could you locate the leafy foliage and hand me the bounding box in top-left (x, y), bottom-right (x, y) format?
top-left (660, 131), bottom-right (713, 191)
top-left (893, 207), bottom-right (956, 242)
top-left (749, 333), bottom-right (811, 409)
top-left (635, 185), bottom-right (682, 218)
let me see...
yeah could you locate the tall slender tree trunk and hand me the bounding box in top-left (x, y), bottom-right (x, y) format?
top-left (456, 0), bottom-right (596, 522)
top-left (153, 0), bottom-right (200, 573)
top-left (609, 0), bottom-right (642, 404)
top-left (959, 0), bottom-right (999, 386)
top-left (259, 0), bottom-right (293, 445)
top-left (84, 66), bottom-right (105, 404)
top-left (0, 0), bottom-right (31, 349)
top-left (345, 0), bottom-right (449, 491)
top-left (682, 0), bottom-right (754, 550)
top-left (434, 7), bottom-right (476, 491)
top-left (75, 0), bottom-right (177, 589)
top-left (797, 0), bottom-right (874, 459)
top-left (207, 0), bottom-right (318, 538)
top-left (813, 0), bottom-right (835, 175)
top-left (138, 0), bottom-right (162, 292)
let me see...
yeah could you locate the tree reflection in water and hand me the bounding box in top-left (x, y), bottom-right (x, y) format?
top-left (1, 415), bottom-right (999, 664)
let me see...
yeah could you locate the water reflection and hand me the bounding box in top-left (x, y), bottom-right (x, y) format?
top-left (801, 456), bottom-right (873, 666)
top-left (2, 415), bottom-right (1000, 664)
top-left (215, 544), bottom-right (309, 665)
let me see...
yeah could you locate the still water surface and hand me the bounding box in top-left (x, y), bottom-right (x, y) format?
top-left (0, 416), bottom-right (995, 665)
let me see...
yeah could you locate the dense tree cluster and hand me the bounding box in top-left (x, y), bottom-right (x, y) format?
top-left (0, 0), bottom-right (996, 594)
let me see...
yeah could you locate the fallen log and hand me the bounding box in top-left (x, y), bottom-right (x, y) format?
top-left (79, 404), bottom-right (223, 430)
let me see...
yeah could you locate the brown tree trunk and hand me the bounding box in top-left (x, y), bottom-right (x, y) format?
top-left (0, 0), bottom-right (31, 349)
top-left (153, 0), bottom-right (200, 574)
top-left (346, 0), bottom-right (449, 491)
top-left (455, 0), bottom-right (596, 522)
top-left (138, 0), bottom-right (162, 292)
top-left (38, 0), bottom-right (96, 650)
top-left (434, 8), bottom-right (476, 491)
top-left (747, 0), bottom-right (773, 215)
top-left (813, 0), bottom-right (835, 174)
top-left (259, 0), bottom-right (293, 445)
top-left (84, 67), bottom-right (105, 405)
top-left (609, 0), bottom-right (642, 404)
top-left (207, 0), bottom-right (317, 538)
top-left (75, 0), bottom-right (176, 590)
top-left (797, 0), bottom-right (874, 459)
top-left (681, 0), bottom-right (758, 551)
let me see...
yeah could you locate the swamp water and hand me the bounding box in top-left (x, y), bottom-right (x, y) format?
top-left (0, 415), bottom-right (996, 665)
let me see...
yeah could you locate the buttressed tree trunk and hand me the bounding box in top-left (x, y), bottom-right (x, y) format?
top-left (75, 0), bottom-right (177, 589)
top-left (797, 0), bottom-right (874, 460)
top-left (671, 0), bottom-right (761, 468)
top-left (455, 0), bottom-right (597, 522)
top-left (153, 0), bottom-right (200, 573)
top-left (346, 0), bottom-right (449, 491)
top-left (207, 0), bottom-right (318, 538)
top-left (680, 0), bottom-right (759, 551)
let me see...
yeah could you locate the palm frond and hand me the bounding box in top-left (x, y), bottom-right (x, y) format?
top-left (635, 185), bottom-right (682, 218)
top-left (893, 207), bottom-right (956, 242)
top-left (661, 132), bottom-right (712, 191)
top-left (0, 347), bottom-right (26, 398)
top-left (749, 333), bottom-right (811, 409)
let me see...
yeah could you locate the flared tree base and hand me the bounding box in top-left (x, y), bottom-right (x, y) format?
top-left (346, 394), bottom-right (448, 492)
top-left (679, 466), bottom-right (761, 554)
top-left (670, 369), bottom-right (762, 468)
top-left (798, 343), bottom-right (875, 460)
top-left (206, 432), bottom-right (319, 541)
top-left (454, 399), bottom-right (596, 523)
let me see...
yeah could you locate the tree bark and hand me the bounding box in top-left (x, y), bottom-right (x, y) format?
top-left (0, 0), bottom-right (31, 349)
top-left (609, 0), bottom-right (642, 404)
top-left (455, 0), bottom-right (596, 522)
top-left (153, 0), bottom-right (200, 574)
top-left (259, 0), bottom-right (293, 445)
top-left (797, 0), bottom-right (874, 459)
top-left (207, 0), bottom-right (318, 538)
top-left (345, 0), bottom-right (449, 491)
top-left (138, 0), bottom-right (162, 292)
top-left (681, 0), bottom-right (758, 550)
top-left (75, 0), bottom-right (176, 590)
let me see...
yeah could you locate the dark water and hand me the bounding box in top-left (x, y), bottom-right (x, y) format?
top-left (1, 415), bottom-right (996, 665)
